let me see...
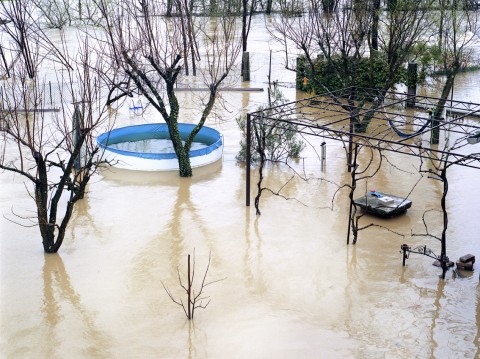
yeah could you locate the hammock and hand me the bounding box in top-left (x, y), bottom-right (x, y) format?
top-left (386, 113), bottom-right (431, 139)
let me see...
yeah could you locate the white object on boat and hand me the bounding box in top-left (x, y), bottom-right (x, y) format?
top-left (378, 196), bottom-right (394, 205)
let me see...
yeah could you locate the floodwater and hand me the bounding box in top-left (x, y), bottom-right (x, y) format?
top-left (1, 16), bottom-right (480, 359)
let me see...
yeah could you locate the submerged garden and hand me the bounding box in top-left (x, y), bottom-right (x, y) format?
top-left (1, 1), bottom-right (480, 358)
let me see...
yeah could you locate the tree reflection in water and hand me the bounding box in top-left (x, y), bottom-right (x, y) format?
top-left (42, 253), bottom-right (111, 357)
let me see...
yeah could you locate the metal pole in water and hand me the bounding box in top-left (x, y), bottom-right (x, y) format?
top-left (321, 141), bottom-right (326, 171)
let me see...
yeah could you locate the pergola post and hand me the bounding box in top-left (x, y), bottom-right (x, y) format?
top-left (246, 113), bottom-right (251, 206)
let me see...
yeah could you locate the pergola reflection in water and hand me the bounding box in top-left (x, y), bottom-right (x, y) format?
top-left (245, 86), bottom-right (480, 279)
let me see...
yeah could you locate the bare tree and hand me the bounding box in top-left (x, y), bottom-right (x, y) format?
top-left (242, 0), bottom-right (257, 52)
top-left (93, 0), bottom-right (241, 177)
top-left (0, 37), bottom-right (114, 253)
top-left (31, 0), bottom-right (73, 29)
top-left (162, 252), bottom-right (222, 320)
top-left (0, 0), bottom-right (40, 78)
top-left (269, 0), bottom-right (433, 132)
top-left (430, 2), bottom-right (480, 144)
top-left (0, 0), bottom-right (74, 78)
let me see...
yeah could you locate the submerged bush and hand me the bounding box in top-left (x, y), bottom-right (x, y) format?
top-left (236, 87), bottom-right (305, 163)
top-left (296, 53), bottom-right (407, 94)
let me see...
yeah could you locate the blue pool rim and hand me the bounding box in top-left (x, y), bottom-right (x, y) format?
top-left (97, 123), bottom-right (223, 160)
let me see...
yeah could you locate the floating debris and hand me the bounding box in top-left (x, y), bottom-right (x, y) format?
top-left (354, 191), bottom-right (412, 218)
top-left (456, 254), bottom-right (475, 271)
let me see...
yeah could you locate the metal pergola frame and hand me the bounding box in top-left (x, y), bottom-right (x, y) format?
top-left (245, 86), bottom-right (480, 277)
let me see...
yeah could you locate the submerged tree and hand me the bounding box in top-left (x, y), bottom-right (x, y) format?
top-left (430, 1), bottom-right (480, 144)
top-left (269, 0), bottom-right (432, 132)
top-left (0, 0), bottom-right (74, 78)
top-left (236, 85), bottom-right (305, 164)
top-left (94, 0), bottom-right (241, 177)
top-left (0, 0), bottom-right (40, 78)
top-left (0, 38), bottom-right (114, 253)
top-left (162, 252), bottom-right (222, 320)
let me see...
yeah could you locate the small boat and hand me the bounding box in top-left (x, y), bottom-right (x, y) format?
top-left (353, 191), bottom-right (412, 218)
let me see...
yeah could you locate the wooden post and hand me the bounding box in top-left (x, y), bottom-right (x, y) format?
top-left (406, 63), bottom-right (417, 108)
top-left (401, 244), bottom-right (409, 266)
top-left (321, 142), bottom-right (326, 171)
top-left (242, 52), bottom-right (250, 81)
top-left (0, 45), bottom-right (10, 78)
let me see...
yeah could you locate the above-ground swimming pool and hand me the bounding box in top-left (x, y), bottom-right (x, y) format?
top-left (97, 123), bottom-right (223, 171)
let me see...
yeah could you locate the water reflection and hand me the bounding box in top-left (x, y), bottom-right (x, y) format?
top-left (65, 193), bottom-right (104, 251)
top-left (476, 283), bottom-right (480, 359)
top-left (169, 178), bottom-right (192, 261)
top-left (41, 253), bottom-right (111, 357)
top-left (99, 159), bottom-right (223, 187)
top-left (124, 163), bottom-right (226, 315)
top-left (186, 320), bottom-right (209, 359)
top-left (243, 209), bottom-right (267, 296)
top-left (430, 278), bottom-right (446, 357)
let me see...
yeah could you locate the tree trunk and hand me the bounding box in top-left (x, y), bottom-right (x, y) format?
top-left (177, 2), bottom-right (190, 76)
top-left (266, 0), bottom-right (273, 14)
top-left (35, 153), bottom-right (71, 253)
top-left (371, 0), bottom-right (381, 51)
top-left (177, 146), bottom-right (193, 177)
top-left (347, 145), bottom-right (358, 244)
top-left (432, 68), bottom-right (457, 144)
top-left (169, 119), bottom-right (193, 177)
top-left (184, 0), bottom-right (197, 76)
top-left (242, 0), bottom-right (248, 52)
top-left (438, 0), bottom-right (445, 49)
top-left (321, 0), bottom-right (336, 13)
top-left (0, 45), bottom-right (10, 77)
top-left (33, 122), bottom-right (92, 252)
top-left (165, 81), bottom-right (194, 177)
top-left (34, 153), bottom-right (55, 252)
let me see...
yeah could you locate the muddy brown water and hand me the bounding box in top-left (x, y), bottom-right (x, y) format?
top-left (1, 17), bottom-right (480, 359)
